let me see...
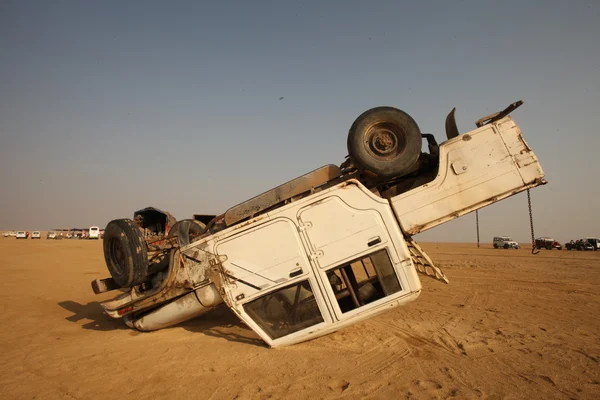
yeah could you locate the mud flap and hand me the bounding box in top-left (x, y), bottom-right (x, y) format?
top-left (406, 238), bottom-right (449, 284)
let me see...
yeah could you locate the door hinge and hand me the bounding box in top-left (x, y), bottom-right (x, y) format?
top-left (298, 221), bottom-right (313, 231)
top-left (308, 250), bottom-right (324, 261)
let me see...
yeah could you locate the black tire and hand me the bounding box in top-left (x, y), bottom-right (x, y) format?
top-left (168, 219), bottom-right (206, 247)
top-left (504, 244), bottom-right (509, 249)
top-left (493, 243), bottom-right (498, 249)
top-left (347, 106), bottom-right (422, 178)
top-left (103, 219), bottom-right (148, 287)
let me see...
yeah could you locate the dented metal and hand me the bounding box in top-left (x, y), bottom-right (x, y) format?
top-left (92, 101), bottom-right (546, 348)
top-left (223, 164), bottom-right (342, 226)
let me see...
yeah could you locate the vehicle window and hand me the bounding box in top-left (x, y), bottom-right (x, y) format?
top-left (243, 280), bottom-right (323, 340)
top-left (327, 249), bottom-right (402, 314)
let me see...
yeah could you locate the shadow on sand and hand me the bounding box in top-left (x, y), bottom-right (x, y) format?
top-left (58, 301), bottom-right (266, 347)
top-left (179, 305), bottom-right (266, 348)
top-left (58, 300), bottom-right (127, 331)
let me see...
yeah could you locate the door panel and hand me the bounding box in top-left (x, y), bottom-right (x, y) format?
top-left (215, 218), bottom-right (311, 301)
top-left (298, 194), bottom-right (412, 321)
top-left (297, 196), bottom-right (389, 269)
top-left (214, 218), bottom-right (332, 347)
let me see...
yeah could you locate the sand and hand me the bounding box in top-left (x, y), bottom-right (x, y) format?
top-left (0, 238), bottom-right (598, 399)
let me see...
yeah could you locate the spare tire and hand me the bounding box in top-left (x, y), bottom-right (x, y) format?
top-left (103, 219), bottom-right (148, 287)
top-left (168, 219), bottom-right (206, 247)
top-left (347, 106), bottom-right (422, 178)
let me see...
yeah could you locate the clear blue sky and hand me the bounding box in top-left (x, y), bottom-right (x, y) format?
top-left (1, 0), bottom-right (598, 244)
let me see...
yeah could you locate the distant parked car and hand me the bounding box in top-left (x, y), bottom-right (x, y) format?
top-left (585, 238), bottom-right (600, 251)
top-left (3, 231), bottom-right (16, 237)
top-left (493, 236), bottom-right (519, 249)
top-left (31, 231), bottom-right (41, 239)
top-left (89, 226), bottom-right (100, 240)
top-left (565, 240), bottom-right (594, 251)
top-left (16, 231), bottom-right (27, 239)
top-left (47, 232), bottom-right (57, 239)
top-left (535, 237), bottom-right (562, 250)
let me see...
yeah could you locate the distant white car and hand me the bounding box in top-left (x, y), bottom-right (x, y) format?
top-left (3, 231), bottom-right (16, 237)
top-left (89, 226), bottom-right (100, 240)
top-left (15, 231), bottom-right (27, 239)
top-left (493, 236), bottom-right (519, 249)
top-left (31, 231), bottom-right (41, 239)
top-left (47, 232), bottom-right (57, 240)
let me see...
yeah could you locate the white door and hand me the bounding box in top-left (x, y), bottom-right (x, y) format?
top-left (297, 195), bottom-right (412, 321)
top-left (214, 218), bottom-right (331, 346)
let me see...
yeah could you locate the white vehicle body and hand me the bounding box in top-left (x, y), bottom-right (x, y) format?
top-left (93, 108), bottom-right (545, 348)
top-left (493, 236), bottom-right (519, 249)
top-left (31, 231), bottom-right (41, 239)
top-left (16, 231), bottom-right (26, 239)
top-left (89, 226), bottom-right (100, 239)
top-left (3, 231), bottom-right (16, 237)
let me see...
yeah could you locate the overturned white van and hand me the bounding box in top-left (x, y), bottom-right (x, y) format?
top-left (92, 101), bottom-right (546, 347)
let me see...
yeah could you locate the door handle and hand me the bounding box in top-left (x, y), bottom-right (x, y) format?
top-left (368, 237), bottom-right (382, 247)
top-left (289, 268), bottom-right (303, 278)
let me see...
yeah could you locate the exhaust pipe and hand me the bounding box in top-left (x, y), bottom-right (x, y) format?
top-left (131, 284), bottom-right (223, 331)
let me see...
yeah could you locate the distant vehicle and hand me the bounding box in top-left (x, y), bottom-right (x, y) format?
top-left (535, 237), bottom-right (562, 250)
top-left (47, 232), bottom-right (57, 239)
top-left (16, 231), bottom-right (26, 239)
top-left (565, 240), bottom-right (594, 251)
top-left (585, 238), bottom-right (600, 251)
top-left (4, 231), bottom-right (17, 237)
top-left (493, 236), bottom-right (519, 249)
top-left (89, 226), bottom-right (100, 240)
top-left (31, 231), bottom-right (41, 239)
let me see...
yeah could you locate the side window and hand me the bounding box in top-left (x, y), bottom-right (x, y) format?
top-left (326, 249), bottom-right (402, 313)
top-left (243, 280), bottom-right (324, 340)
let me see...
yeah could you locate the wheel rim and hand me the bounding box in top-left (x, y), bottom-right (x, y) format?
top-left (365, 122), bottom-right (406, 160)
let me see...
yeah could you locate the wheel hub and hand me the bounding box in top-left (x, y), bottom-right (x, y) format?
top-left (371, 130), bottom-right (398, 156)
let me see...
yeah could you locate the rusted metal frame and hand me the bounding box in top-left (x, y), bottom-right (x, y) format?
top-left (101, 250), bottom-right (191, 314)
top-left (223, 164), bottom-right (342, 226)
top-left (339, 267), bottom-right (361, 309)
top-left (475, 100), bottom-right (523, 128)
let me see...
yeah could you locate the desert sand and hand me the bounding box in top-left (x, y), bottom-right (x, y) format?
top-left (0, 238), bottom-right (598, 400)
